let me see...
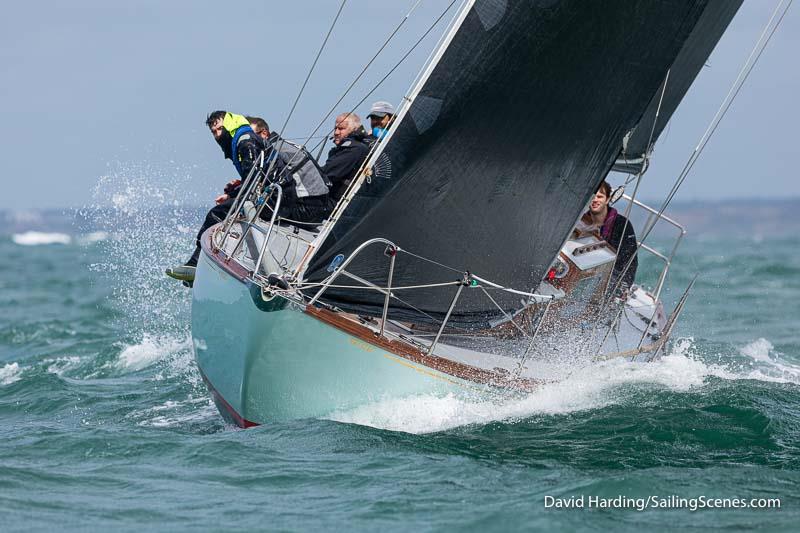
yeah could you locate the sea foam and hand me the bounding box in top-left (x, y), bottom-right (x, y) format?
top-left (738, 337), bottom-right (800, 383)
top-left (0, 363), bottom-right (22, 385)
top-left (77, 231), bottom-right (111, 245)
top-left (44, 356), bottom-right (83, 377)
top-left (327, 350), bottom-right (717, 434)
top-left (327, 337), bottom-right (796, 434)
top-left (117, 334), bottom-right (192, 372)
top-left (11, 231), bottom-right (71, 246)
top-left (133, 397), bottom-right (217, 428)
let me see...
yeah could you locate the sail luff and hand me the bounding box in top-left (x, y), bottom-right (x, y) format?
top-left (297, 0), bottom-right (474, 280)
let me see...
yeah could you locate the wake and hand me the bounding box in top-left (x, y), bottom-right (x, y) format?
top-left (327, 337), bottom-right (800, 434)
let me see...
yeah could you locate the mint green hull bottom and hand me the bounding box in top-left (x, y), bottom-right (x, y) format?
top-left (191, 251), bottom-right (470, 425)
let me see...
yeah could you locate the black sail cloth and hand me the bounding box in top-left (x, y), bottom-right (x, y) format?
top-left (304, 0), bottom-right (730, 328)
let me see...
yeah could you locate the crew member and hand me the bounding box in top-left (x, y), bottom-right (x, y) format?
top-left (166, 111), bottom-right (263, 283)
top-left (322, 113), bottom-right (372, 202)
top-left (366, 101), bottom-right (395, 140)
top-left (260, 128), bottom-right (333, 225)
top-left (242, 115), bottom-right (332, 224)
top-left (578, 181), bottom-right (638, 289)
top-left (167, 111), bottom-right (332, 285)
top-left (247, 116), bottom-right (270, 141)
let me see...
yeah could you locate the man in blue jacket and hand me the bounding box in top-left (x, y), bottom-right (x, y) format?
top-left (166, 111), bottom-right (264, 283)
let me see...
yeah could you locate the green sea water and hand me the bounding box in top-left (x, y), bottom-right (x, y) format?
top-left (1, 203), bottom-right (799, 531)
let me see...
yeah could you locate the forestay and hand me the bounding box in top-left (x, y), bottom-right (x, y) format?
top-left (304, 0), bottom-right (730, 328)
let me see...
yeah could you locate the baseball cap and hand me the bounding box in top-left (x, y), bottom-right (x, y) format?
top-left (367, 101), bottom-right (395, 118)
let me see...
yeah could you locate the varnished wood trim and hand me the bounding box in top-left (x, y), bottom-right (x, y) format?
top-left (201, 225), bottom-right (251, 282)
top-left (305, 305), bottom-right (548, 392)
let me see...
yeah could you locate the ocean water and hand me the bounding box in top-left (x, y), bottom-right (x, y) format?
top-left (1, 197), bottom-right (799, 530)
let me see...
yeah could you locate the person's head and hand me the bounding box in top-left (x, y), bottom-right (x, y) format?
top-left (590, 181), bottom-right (612, 216)
top-left (367, 101), bottom-right (395, 130)
top-left (206, 110), bottom-right (227, 140)
top-left (246, 116), bottom-right (270, 140)
top-left (333, 113), bottom-right (361, 145)
top-left (207, 111), bottom-right (249, 159)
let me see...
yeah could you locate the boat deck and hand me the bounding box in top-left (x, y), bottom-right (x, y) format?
top-left (209, 218), bottom-right (665, 385)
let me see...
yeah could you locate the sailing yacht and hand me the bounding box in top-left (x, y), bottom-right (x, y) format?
top-left (190, 0), bottom-right (742, 427)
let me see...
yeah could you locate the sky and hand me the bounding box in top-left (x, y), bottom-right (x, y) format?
top-left (0, 0), bottom-right (797, 210)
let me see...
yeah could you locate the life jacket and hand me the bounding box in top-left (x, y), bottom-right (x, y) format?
top-left (222, 112), bottom-right (256, 177)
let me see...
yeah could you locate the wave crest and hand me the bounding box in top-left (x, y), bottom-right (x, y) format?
top-left (0, 363), bottom-right (22, 385)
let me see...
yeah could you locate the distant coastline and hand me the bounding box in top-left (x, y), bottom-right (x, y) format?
top-left (2, 197), bottom-right (798, 238)
top-left (634, 197), bottom-right (799, 238)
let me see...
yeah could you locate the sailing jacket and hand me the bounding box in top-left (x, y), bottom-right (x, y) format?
top-left (218, 112), bottom-right (263, 181)
top-left (322, 127), bottom-right (374, 201)
top-left (262, 132), bottom-right (331, 204)
top-left (601, 208), bottom-right (638, 288)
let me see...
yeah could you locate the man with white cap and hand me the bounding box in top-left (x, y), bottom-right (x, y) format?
top-left (366, 101), bottom-right (395, 140)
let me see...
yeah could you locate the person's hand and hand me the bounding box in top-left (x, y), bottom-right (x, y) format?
top-left (215, 193), bottom-right (229, 205)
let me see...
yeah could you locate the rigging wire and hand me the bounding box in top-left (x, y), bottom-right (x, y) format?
top-left (276, 0), bottom-right (348, 140)
top-left (654, 0), bottom-right (793, 216)
top-left (399, 247), bottom-right (464, 275)
top-left (602, 69), bottom-right (671, 302)
top-left (478, 286), bottom-right (531, 339)
top-left (295, 280), bottom-right (462, 291)
top-left (290, 0), bottom-right (466, 279)
top-left (250, 3), bottom-right (350, 192)
top-left (259, 0), bottom-right (457, 213)
top-left (592, 0), bottom-right (793, 353)
top-left (296, 0), bottom-right (426, 153)
top-left (588, 70), bottom-right (672, 352)
top-left (304, 0), bottom-right (460, 158)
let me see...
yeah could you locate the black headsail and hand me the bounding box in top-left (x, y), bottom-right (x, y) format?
top-left (304, 0), bottom-right (733, 327)
top-left (614, 0), bottom-right (743, 174)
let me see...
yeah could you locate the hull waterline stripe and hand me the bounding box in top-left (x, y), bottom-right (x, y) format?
top-left (196, 364), bottom-right (259, 429)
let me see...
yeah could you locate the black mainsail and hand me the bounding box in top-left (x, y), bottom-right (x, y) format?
top-left (304, 0), bottom-right (738, 327)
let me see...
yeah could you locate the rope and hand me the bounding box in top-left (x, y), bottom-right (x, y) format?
top-left (294, 280), bottom-right (462, 291)
top-left (398, 247), bottom-right (464, 274)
